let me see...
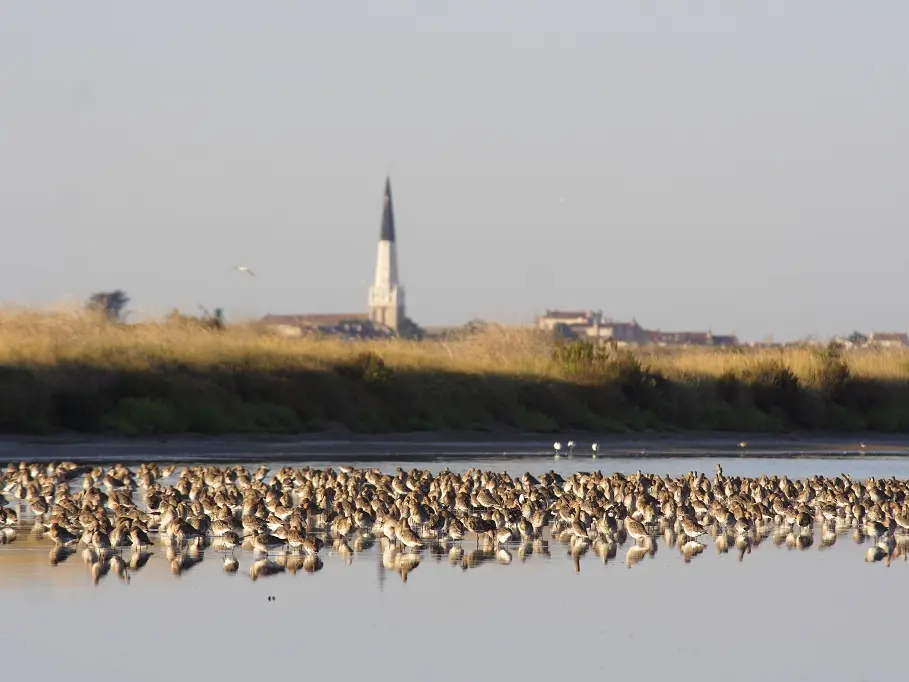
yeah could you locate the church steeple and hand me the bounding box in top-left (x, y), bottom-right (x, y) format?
top-left (380, 176), bottom-right (396, 242)
top-left (368, 175), bottom-right (405, 332)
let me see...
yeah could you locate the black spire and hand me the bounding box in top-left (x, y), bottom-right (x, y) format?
top-left (380, 176), bottom-right (395, 242)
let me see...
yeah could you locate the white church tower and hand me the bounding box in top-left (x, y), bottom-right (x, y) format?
top-left (368, 176), bottom-right (405, 332)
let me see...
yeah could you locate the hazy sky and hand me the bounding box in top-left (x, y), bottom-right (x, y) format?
top-left (1, 2), bottom-right (906, 341)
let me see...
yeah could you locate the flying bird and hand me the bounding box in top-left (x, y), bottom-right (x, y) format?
top-left (233, 266), bottom-right (256, 277)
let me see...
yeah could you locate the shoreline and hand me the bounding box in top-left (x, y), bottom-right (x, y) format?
top-left (2, 430), bottom-right (908, 463)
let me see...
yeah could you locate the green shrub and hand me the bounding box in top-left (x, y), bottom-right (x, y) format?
top-left (740, 360), bottom-right (803, 422)
top-left (106, 397), bottom-right (186, 435)
top-left (552, 339), bottom-right (614, 377)
top-left (334, 351), bottom-right (394, 384)
top-left (814, 344), bottom-right (851, 402)
top-left (603, 350), bottom-right (669, 407)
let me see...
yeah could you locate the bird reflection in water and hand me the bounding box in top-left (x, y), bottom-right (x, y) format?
top-left (129, 550), bottom-right (153, 571)
top-left (249, 558), bottom-right (284, 580)
top-left (680, 541), bottom-right (706, 563)
top-left (48, 545), bottom-right (75, 566)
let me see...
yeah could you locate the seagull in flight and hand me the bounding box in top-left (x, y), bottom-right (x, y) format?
top-left (233, 266), bottom-right (256, 277)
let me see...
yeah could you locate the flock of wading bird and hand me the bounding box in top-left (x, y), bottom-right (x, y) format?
top-left (1, 459), bottom-right (909, 586)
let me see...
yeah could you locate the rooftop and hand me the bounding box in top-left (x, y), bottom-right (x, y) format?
top-left (262, 313), bottom-right (370, 327)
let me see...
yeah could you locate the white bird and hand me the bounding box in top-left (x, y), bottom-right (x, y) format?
top-left (566, 440), bottom-right (576, 456)
top-left (591, 443), bottom-right (599, 459)
top-left (553, 442), bottom-right (562, 459)
top-left (233, 266), bottom-right (256, 277)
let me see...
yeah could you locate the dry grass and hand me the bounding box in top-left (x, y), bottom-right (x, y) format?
top-left (639, 346), bottom-right (909, 385)
top-left (3, 309), bottom-right (909, 435)
top-left (1, 309), bottom-right (907, 384)
top-left (0, 309), bottom-right (555, 375)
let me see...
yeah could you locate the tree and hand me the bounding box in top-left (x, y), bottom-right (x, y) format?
top-left (398, 316), bottom-right (425, 340)
top-left (86, 290), bottom-right (130, 323)
top-left (205, 307), bottom-right (225, 331)
top-left (846, 330), bottom-right (868, 346)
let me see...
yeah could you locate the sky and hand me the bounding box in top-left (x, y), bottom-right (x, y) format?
top-left (0, 1), bottom-right (907, 342)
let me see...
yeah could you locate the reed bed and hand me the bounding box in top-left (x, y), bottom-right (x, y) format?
top-left (641, 346), bottom-right (909, 384)
top-left (1, 309), bottom-right (908, 435)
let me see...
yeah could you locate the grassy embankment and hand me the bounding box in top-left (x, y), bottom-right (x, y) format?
top-left (1, 309), bottom-right (909, 436)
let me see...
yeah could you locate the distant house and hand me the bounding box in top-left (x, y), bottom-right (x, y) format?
top-left (261, 313), bottom-right (395, 339)
top-left (262, 313), bottom-right (369, 328)
top-left (589, 320), bottom-right (648, 345)
top-left (536, 309), bottom-right (738, 347)
top-left (537, 310), bottom-right (597, 331)
top-left (421, 325), bottom-right (462, 339)
top-left (709, 334), bottom-right (740, 347)
top-left (867, 332), bottom-right (909, 348)
top-left (649, 330), bottom-right (740, 347)
top-left (650, 331), bottom-right (710, 346)
top-left (539, 310), bottom-right (648, 346)
top-left (546, 311), bottom-right (716, 347)
top-left (550, 323), bottom-right (581, 340)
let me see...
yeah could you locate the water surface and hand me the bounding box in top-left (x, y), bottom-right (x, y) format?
top-left (1, 453), bottom-right (906, 682)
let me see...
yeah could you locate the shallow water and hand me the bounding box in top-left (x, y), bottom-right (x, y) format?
top-left (4, 433), bottom-right (909, 463)
top-left (2, 454), bottom-right (907, 682)
top-left (257, 454), bottom-right (909, 480)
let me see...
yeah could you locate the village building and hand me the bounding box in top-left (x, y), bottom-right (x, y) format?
top-left (535, 309), bottom-right (739, 347)
top-left (648, 330), bottom-right (740, 347)
top-left (866, 332), bottom-right (909, 348)
top-left (259, 313), bottom-right (394, 339)
top-left (262, 177), bottom-right (408, 339)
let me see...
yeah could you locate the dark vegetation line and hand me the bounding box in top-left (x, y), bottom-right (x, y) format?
top-left (1, 340), bottom-right (908, 437)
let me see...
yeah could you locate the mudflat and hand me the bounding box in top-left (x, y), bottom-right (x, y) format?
top-left (1, 431), bottom-right (907, 463)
